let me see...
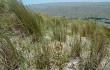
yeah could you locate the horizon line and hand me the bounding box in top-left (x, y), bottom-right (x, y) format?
top-left (23, 1), bottom-right (110, 5)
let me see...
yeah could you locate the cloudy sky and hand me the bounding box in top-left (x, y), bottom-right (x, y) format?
top-left (22, 0), bottom-right (110, 5)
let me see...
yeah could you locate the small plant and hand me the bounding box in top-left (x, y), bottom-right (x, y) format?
top-left (49, 41), bottom-right (69, 70)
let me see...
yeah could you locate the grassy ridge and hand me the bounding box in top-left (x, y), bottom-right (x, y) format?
top-left (0, 0), bottom-right (110, 70)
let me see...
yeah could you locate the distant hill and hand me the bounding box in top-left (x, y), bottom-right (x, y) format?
top-left (29, 2), bottom-right (110, 19)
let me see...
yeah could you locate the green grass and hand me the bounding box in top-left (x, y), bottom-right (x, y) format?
top-left (0, 0), bottom-right (110, 70)
top-left (0, 33), bottom-right (25, 70)
top-left (7, 0), bottom-right (43, 41)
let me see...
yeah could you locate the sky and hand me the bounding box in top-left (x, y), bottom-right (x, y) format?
top-left (22, 0), bottom-right (110, 5)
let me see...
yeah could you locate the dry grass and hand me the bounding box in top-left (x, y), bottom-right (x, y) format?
top-left (0, 33), bottom-right (25, 70)
top-left (0, 0), bottom-right (110, 70)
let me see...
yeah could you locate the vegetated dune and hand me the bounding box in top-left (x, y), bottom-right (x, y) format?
top-left (0, 0), bottom-right (110, 70)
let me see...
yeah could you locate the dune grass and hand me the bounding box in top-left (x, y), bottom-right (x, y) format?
top-left (7, 0), bottom-right (43, 41)
top-left (0, 0), bottom-right (110, 70)
top-left (0, 33), bottom-right (25, 70)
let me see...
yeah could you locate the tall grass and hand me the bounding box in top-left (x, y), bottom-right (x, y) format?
top-left (71, 19), bottom-right (96, 37)
top-left (51, 17), bottom-right (68, 42)
top-left (0, 0), bottom-right (4, 13)
top-left (70, 35), bottom-right (82, 58)
top-left (78, 22), bottom-right (109, 70)
top-left (34, 42), bottom-right (51, 70)
top-left (0, 1), bottom-right (110, 69)
top-left (103, 26), bottom-right (110, 40)
top-left (81, 31), bottom-right (109, 70)
top-left (70, 19), bottom-right (109, 70)
top-left (0, 33), bottom-right (25, 70)
top-left (7, 0), bottom-right (43, 41)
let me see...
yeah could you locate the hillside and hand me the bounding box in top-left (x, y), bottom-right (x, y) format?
top-left (29, 2), bottom-right (110, 19)
top-left (1, 0), bottom-right (110, 70)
